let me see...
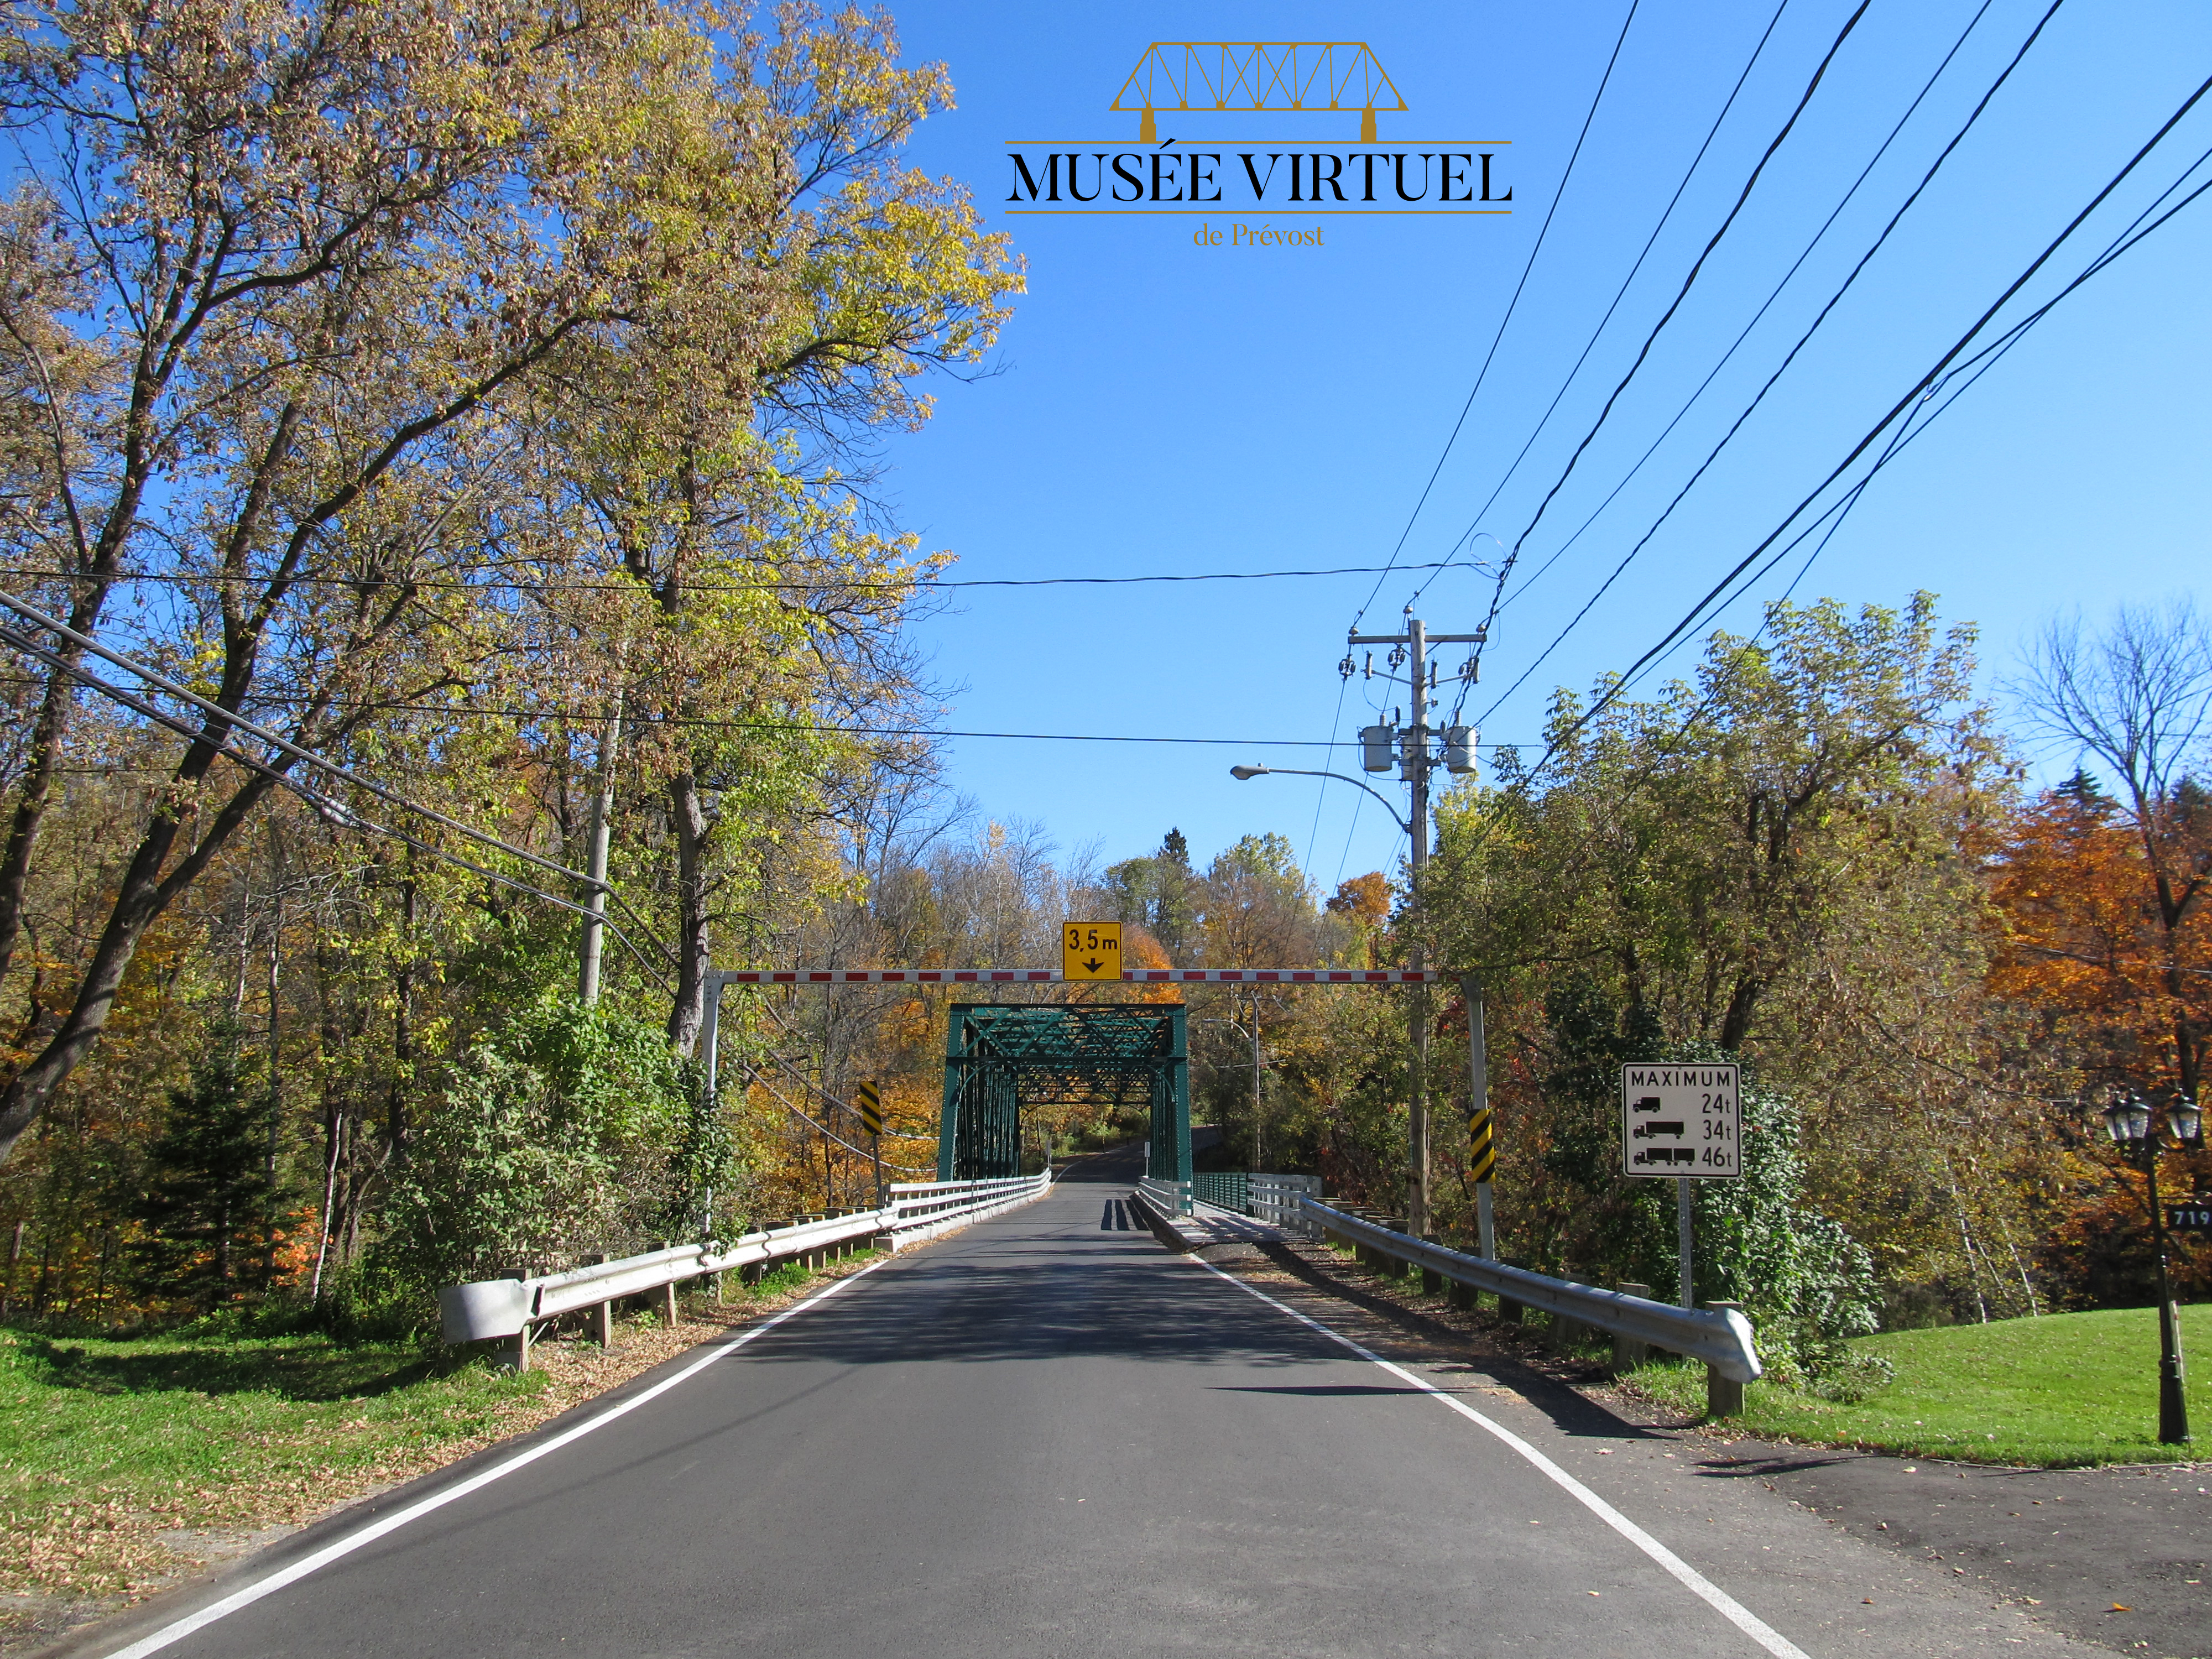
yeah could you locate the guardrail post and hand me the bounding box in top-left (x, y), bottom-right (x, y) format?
top-left (590, 1254), bottom-right (614, 1348)
top-left (502, 1322), bottom-right (533, 1371)
top-left (652, 1241), bottom-right (679, 1328)
top-left (1378, 1216), bottom-right (1407, 1279)
top-left (1611, 1284), bottom-right (1650, 1371)
top-left (1705, 1301), bottom-right (1746, 1416)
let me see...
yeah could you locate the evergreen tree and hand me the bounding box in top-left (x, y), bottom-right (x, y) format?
top-left (130, 1027), bottom-right (273, 1311)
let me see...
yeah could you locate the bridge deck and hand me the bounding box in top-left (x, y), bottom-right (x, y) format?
top-left (102, 1149), bottom-right (2093, 1658)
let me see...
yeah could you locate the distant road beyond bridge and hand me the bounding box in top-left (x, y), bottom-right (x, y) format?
top-left (87, 1146), bottom-right (2101, 1659)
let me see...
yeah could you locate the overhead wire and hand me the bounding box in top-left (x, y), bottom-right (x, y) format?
top-left (1521, 62), bottom-right (2212, 783)
top-left (1405, 0), bottom-right (1794, 615)
top-left (1624, 135), bottom-right (2212, 693)
top-left (0, 587), bottom-right (676, 963)
top-left (1350, 0), bottom-right (1643, 630)
top-left (1463, 0), bottom-right (1875, 672)
top-left (1619, 119), bottom-right (2212, 701)
top-left (13, 559), bottom-right (1498, 596)
top-left (1448, 0), bottom-right (2004, 681)
top-left (0, 620), bottom-right (676, 989)
top-left (745, 1065), bottom-right (933, 1175)
top-left (1475, 0), bottom-right (2063, 724)
top-left (315, 701), bottom-right (1526, 750)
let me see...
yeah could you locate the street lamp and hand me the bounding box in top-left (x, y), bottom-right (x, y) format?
top-left (1228, 763), bottom-right (1412, 835)
top-left (2100, 1087), bottom-right (2203, 1444)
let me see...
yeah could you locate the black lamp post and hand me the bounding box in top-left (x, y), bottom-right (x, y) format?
top-left (2101, 1087), bottom-right (2202, 1444)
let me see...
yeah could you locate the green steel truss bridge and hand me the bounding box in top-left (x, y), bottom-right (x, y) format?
top-left (938, 1003), bottom-right (1190, 1184)
top-left (696, 968), bottom-right (1435, 1190)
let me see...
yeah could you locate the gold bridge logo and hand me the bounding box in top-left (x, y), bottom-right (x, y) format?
top-left (1111, 42), bottom-right (1407, 143)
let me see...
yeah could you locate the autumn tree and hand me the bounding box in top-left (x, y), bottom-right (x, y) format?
top-left (0, 0), bottom-right (1019, 1167)
top-left (1423, 596), bottom-right (2016, 1325)
top-left (2007, 601), bottom-right (2212, 1105)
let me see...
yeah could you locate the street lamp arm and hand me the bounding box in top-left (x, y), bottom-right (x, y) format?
top-left (1229, 764), bottom-right (1411, 836)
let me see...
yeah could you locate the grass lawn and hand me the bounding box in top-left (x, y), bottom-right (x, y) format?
top-left (1, 1323), bottom-right (551, 1601)
top-left (1626, 1302), bottom-right (2212, 1467)
top-left (0, 1254), bottom-right (863, 1609)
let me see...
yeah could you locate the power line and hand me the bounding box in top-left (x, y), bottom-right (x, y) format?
top-left (1477, 0), bottom-right (2062, 723)
top-left (313, 702), bottom-right (1533, 750)
top-left (0, 588), bottom-right (675, 960)
top-left (1352, 0), bottom-right (1642, 628)
top-left (1407, 0), bottom-right (1793, 614)
top-left (1525, 63), bottom-right (2212, 782)
top-left (1631, 134), bottom-right (2212, 683)
top-left (1466, 0), bottom-right (1875, 673)
top-left (0, 620), bottom-right (676, 989)
top-left (13, 559), bottom-right (1495, 597)
top-left (1457, 0), bottom-right (2002, 658)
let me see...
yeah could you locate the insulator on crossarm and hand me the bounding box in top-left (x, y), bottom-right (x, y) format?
top-left (1360, 724), bottom-right (1395, 773)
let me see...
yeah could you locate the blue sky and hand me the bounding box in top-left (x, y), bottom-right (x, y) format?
top-left (865, 1), bottom-right (2212, 890)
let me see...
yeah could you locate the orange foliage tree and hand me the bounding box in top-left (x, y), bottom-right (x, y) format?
top-left (1990, 777), bottom-right (2209, 1302)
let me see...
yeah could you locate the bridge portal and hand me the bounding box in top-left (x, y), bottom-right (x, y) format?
top-left (937, 1003), bottom-right (1189, 1183)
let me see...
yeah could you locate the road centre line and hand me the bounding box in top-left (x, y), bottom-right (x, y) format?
top-left (1186, 1253), bottom-right (1813, 1659)
top-left (97, 1258), bottom-right (896, 1659)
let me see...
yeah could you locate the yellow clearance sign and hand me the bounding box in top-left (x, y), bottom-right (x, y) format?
top-left (1062, 922), bottom-right (1123, 980)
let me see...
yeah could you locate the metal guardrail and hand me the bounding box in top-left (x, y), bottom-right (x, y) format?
top-left (1302, 1198), bottom-right (1762, 1384)
top-left (1137, 1175), bottom-right (1192, 1217)
top-left (439, 1173), bottom-right (1050, 1345)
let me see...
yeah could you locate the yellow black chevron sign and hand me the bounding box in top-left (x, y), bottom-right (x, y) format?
top-left (856, 1080), bottom-right (884, 1136)
top-left (1467, 1107), bottom-right (1495, 1184)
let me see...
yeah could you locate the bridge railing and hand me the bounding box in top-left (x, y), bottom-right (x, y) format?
top-left (438, 1172), bottom-right (1051, 1350)
top-left (1137, 1175), bottom-right (1192, 1217)
top-left (1302, 1197), bottom-right (1761, 1387)
top-left (1248, 1173), bottom-right (1321, 1234)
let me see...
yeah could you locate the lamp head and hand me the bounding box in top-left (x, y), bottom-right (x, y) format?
top-left (1229, 764), bottom-right (1267, 780)
top-left (2172, 1093), bottom-right (2203, 1147)
top-left (2104, 1089), bottom-right (2153, 1144)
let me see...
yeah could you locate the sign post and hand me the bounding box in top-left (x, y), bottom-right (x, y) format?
top-left (856, 1080), bottom-right (885, 1205)
top-left (1622, 1062), bottom-right (1742, 1308)
top-left (1061, 922), bottom-right (1123, 982)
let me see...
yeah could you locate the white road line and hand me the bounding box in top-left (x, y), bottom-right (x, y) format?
top-left (1188, 1254), bottom-right (1814, 1659)
top-left (97, 1258), bottom-right (895, 1659)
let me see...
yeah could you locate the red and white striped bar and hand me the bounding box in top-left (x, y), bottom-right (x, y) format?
top-left (711, 968), bottom-right (1433, 984)
top-left (1122, 969), bottom-right (1432, 983)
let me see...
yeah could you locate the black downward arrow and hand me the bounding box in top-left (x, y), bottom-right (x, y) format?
top-left (1083, 958), bottom-right (1104, 973)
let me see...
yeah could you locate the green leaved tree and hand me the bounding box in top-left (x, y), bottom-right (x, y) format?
top-left (129, 1026), bottom-right (274, 1312)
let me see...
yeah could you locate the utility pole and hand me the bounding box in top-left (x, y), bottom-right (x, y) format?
top-left (578, 690), bottom-right (624, 1005)
top-left (1249, 990), bottom-right (1264, 1171)
top-left (1345, 612), bottom-right (1482, 1240)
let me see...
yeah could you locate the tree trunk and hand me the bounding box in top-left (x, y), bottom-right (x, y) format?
top-left (0, 767), bottom-right (278, 1163)
top-left (667, 770), bottom-right (712, 1057)
top-left (390, 868), bottom-right (416, 1162)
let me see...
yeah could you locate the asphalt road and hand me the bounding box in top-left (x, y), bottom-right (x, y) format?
top-left (80, 1158), bottom-right (2118, 1659)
